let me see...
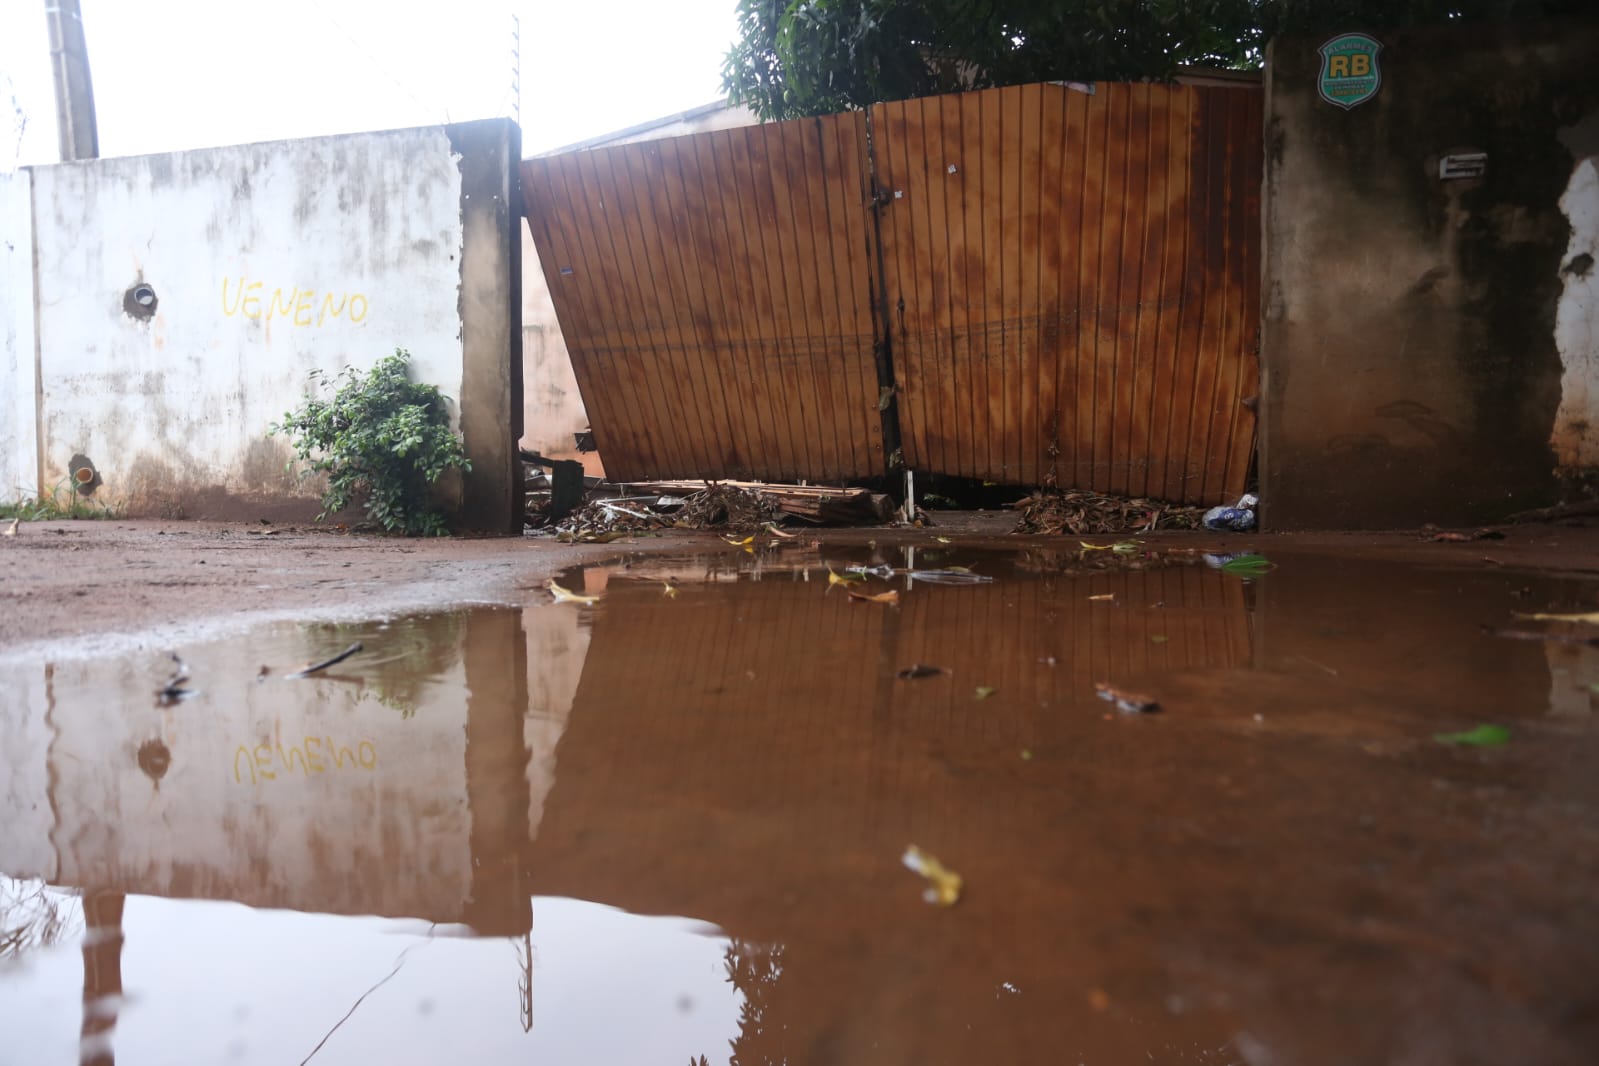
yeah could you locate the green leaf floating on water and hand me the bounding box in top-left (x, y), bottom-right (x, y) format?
top-left (1435, 724), bottom-right (1510, 747)
top-left (1221, 554), bottom-right (1274, 576)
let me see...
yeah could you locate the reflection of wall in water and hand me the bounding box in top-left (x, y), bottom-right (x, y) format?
top-left (0, 607), bottom-right (593, 927)
top-left (0, 633), bottom-right (473, 919)
top-left (523, 603), bottom-right (591, 836)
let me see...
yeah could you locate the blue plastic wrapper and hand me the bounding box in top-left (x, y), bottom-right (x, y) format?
top-left (1202, 494), bottom-right (1258, 532)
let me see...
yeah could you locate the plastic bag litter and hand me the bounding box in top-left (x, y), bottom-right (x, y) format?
top-left (1202, 493), bottom-right (1258, 531)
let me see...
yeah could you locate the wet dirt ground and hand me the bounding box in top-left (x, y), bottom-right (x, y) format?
top-left (3, 520), bottom-right (1599, 1064)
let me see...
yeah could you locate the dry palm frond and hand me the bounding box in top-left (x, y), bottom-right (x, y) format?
top-left (1012, 488), bottom-right (1205, 535)
top-left (675, 483), bottom-right (781, 532)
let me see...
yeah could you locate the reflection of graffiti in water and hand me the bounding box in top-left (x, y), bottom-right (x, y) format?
top-left (725, 938), bottom-right (787, 1066)
top-left (232, 738), bottom-right (376, 784)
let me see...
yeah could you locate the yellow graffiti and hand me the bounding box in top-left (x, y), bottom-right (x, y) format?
top-left (233, 737), bottom-right (377, 784)
top-left (221, 276), bottom-right (370, 326)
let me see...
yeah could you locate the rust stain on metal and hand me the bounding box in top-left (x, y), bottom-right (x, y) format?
top-left (871, 83), bottom-right (1262, 504)
top-left (521, 113), bottom-right (883, 483)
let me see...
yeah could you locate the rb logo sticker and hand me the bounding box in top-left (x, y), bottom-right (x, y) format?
top-left (1318, 33), bottom-right (1383, 110)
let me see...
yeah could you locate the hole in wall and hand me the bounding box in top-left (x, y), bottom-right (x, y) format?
top-left (137, 739), bottom-right (171, 784)
top-left (123, 281), bottom-right (158, 320)
top-left (68, 453), bottom-right (101, 496)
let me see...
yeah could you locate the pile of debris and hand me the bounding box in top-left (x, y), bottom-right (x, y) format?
top-left (674, 483), bottom-right (782, 531)
top-left (638, 480), bottom-right (895, 526)
top-left (536, 479), bottom-right (899, 539)
top-left (1011, 488), bottom-right (1206, 535)
top-left (551, 499), bottom-right (665, 542)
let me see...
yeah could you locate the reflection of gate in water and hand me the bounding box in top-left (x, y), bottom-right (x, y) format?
top-left (534, 561), bottom-right (1253, 906)
top-left (523, 82), bottom-right (1263, 504)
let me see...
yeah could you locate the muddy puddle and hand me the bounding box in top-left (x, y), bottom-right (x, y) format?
top-left (3, 541), bottom-right (1599, 1064)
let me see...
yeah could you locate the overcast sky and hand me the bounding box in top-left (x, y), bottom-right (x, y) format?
top-left (1, 0), bottom-right (740, 167)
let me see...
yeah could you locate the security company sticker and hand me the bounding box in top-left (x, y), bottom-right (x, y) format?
top-left (1318, 33), bottom-right (1383, 110)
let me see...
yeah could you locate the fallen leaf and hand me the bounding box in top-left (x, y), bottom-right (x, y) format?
top-left (1220, 554), bottom-right (1275, 576)
top-left (1079, 540), bottom-right (1112, 551)
top-left (1110, 541), bottom-right (1140, 554)
top-left (1435, 723), bottom-right (1510, 747)
top-left (897, 663), bottom-right (945, 680)
top-left (2, 518), bottom-right (17, 537)
top-left (723, 535), bottom-right (755, 547)
top-left (1094, 682), bottom-right (1160, 714)
top-left (828, 567), bottom-right (863, 586)
top-left (548, 580), bottom-right (600, 606)
top-left (902, 845), bottom-right (962, 906)
top-left (1149, 634), bottom-right (1168, 644)
top-left (662, 580), bottom-right (679, 599)
top-left (764, 523), bottom-right (797, 540)
top-left (1514, 611), bottom-right (1599, 625)
top-left (1020, 748), bottom-right (1033, 760)
top-left (1087, 593), bottom-right (1116, 602)
top-left (847, 588), bottom-right (900, 604)
top-left (974, 685), bottom-right (996, 700)
top-left (935, 536), bottom-right (952, 544)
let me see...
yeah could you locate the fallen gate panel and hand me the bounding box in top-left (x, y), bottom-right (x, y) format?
top-left (871, 82), bottom-right (1261, 504)
top-left (520, 113), bottom-right (885, 483)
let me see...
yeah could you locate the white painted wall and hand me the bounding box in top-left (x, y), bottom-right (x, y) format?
top-left (28, 127), bottom-right (467, 516)
top-left (0, 170), bottom-right (37, 503)
top-left (1553, 156), bottom-right (1599, 468)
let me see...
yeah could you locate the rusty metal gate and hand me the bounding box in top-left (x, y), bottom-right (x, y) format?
top-left (522, 81), bottom-right (1262, 503)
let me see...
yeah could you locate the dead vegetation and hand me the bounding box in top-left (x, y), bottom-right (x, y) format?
top-left (1011, 488), bottom-right (1206, 535)
top-left (675, 484), bottom-right (783, 531)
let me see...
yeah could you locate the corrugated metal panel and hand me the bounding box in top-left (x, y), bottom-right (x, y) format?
top-left (872, 83), bottom-right (1262, 504)
top-left (520, 113), bottom-right (885, 483)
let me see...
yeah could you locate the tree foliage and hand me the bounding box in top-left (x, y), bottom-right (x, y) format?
top-left (272, 351), bottom-right (470, 537)
top-left (724, 0), bottom-right (1590, 121)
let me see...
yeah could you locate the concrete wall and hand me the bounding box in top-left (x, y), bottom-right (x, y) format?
top-left (520, 102), bottom-right (758, 476)
top-left (0, 170), bottom-right (37, 502)
top-left (1262, 21), bottom-right (1599, 529)
top-left (6, 119), bottom-right (521, 531)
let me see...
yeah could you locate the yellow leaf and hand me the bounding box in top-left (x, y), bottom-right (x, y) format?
top-left (827, 567), bottom-right (862, 586)
top-left (662, 580), bottom-right (679, 599)
top-left (547, 580), bottom-right (599, 606)
top-left (723, 535), bottom-right (755, 546)
top-left (935, 536), bottom-right (952, 544)
top-left (1079, 540), bottom-right (1112, 551)
top-left (902, 844), bottom-right (962, 906)
top-left (847, 588), bottom-right (900, 604)
top-left (1515, 611), bottom-right (1599, 625)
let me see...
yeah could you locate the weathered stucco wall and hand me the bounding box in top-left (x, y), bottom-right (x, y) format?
top-left (0, 170), bottom-right (37, 503)
top-left (8, 119), bottom-right (521, 530)
top-left (1262, 22), bottom-right (1599, 529)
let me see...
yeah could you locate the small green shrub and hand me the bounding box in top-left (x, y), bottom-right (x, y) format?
top-left (272, 350), bottom-right (470, 536)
